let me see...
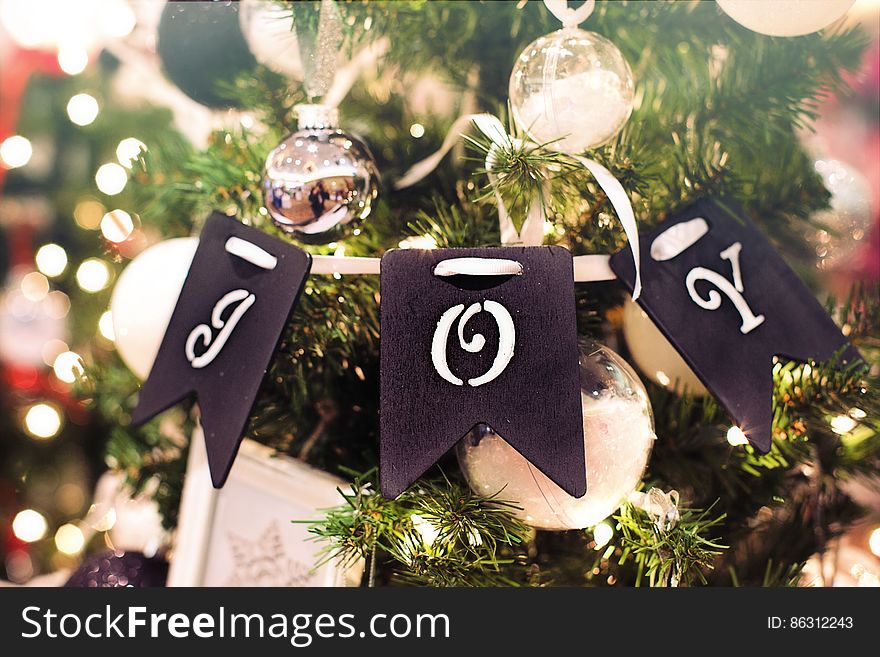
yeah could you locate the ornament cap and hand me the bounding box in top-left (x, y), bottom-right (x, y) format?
top-left (295, 104), bottom-right (339, 130)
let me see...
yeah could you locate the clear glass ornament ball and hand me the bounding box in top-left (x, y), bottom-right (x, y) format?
top-left (509, 27), bottom-right (635, 154)
top-left (457, 341), bottom-right (655, 531)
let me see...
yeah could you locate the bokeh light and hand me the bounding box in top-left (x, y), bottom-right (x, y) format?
top-left (41, 339), bottom-right (69, 367)
top-left (45, 290), bottom-right (71, 319)
top-left (592, 521), bottom-right (614, 548)
top-left (99, 1), bottom-right (136, 38)
top-left (76, 258), bottom-right (111, 292)
top-left (20, 271), bottom-right (49, 301)
top-left (53, 351), bottom-right (84, 383)
top-left (66, 93), bottom-right (99, 126)
top-left (726, 426), bottom-right (749, 446)
top-left (24, 403), bottom-right (63, 439)
top-left (95, 163), bottom-right (127, 195)
top-left (57, 44), bottom-right (88, 75)
top-left (54, 524), bottom-right (85, 555)
top-left (35, 243), bottom-right (68, 277)
top-left (0, 135), bottom-right (33, 168)
top-left (12, 509), bottom-right (48, 543)
top-left (115, 138), bottom-right (146, 168)
top-left (74, 199), bottom-right (105, 230)
top-left (98, 310), bottom-right (115, 341)
top-left (100, 209), bottom-right (134, 243)
top-left (869, 527), bottom-right (880, 558)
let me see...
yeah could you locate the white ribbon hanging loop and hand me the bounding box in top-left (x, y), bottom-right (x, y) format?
top-left (396, 113), bottom-right (642, 299)
top-left (543, 0), bottom-right (596, 28)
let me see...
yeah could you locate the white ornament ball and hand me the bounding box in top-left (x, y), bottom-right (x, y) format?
top-left (457, 341), bottom-right (655, 530)
top-left (509, 27), bottom-right (634, 154)
top-left (622, 298), bottom-right (708, 397)
top-left (110, 238), bottom-right (198, 379)
top-left (239, 0), bottom-right (303, 78)
top-left (717, 0), bottom-right (855, 37)
top-left (810, 159), bottom-right (874, 268)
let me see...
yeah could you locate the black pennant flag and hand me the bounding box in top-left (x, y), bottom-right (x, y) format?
top-left (379, 246), bottom-right (585, 499)
top-left (610, 199), bottom-right (861, 452)
top-left (131, 213), bottom-right (311, 486)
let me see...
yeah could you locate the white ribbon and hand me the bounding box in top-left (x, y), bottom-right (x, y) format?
top-left (309, 253), bottom-right (614, 282)
top-left (543, 0), bottom-right (596, 28)
top-left (396, 113), bottom-right (642, 299)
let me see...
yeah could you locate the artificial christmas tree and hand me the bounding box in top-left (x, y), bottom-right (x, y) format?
top-left (1, 0), bottom-right (877, 590)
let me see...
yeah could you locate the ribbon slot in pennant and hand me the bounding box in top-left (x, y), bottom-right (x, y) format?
top-left (379, 246), bottom-right (585, 499)
top-left (130, 213), bottom-right (312, 487)
top-left (610, 199), bottom-right (861, 452)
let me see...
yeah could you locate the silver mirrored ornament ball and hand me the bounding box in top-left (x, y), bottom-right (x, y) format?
top-left (264, 104), bottom-right (379, 243)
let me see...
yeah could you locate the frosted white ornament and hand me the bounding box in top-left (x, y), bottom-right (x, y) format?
top-left (509, 27), bottom-right (634, 154)
top-left (717, 0), bottom-right (854, 37)
top-left (622, 298), bottom-right (707, 397)
top-left (809, 159), bottom-right (874, 269)
top-left (456, 341), bottom-right (655, 530)
top-left (110, 237), bottom-right (198, 379)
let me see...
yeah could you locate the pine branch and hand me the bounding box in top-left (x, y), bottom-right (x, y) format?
top-left (303, 472), bottom-right (531, 586)
top-left (614, 499), bottom-right (727, 587)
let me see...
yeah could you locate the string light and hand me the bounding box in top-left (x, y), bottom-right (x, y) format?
top-left (0, 135), bottom-right (33, 168)
top-left (592, 521), bottom-right (614, 548)
top-left (655, 371), bottom-right (672, 387)
top-left (398, 235), bottom-right (438, 250)
top-left (12, 509), bottom-right (48, 543)
top-left (410, 513), bottom-right (440, 547)
top-left (54, 524), bottom-right (85, 555)
top-left (830, 415), bottom-right (857, 435)
top-left (115, 138), bottom-right (146, 168)
top-left (53, 351), bottom-right (84, 383)
top-left (57, 44), bottom-right (88, 75)
top-left (409, 123), bottom-right (425, 138)
top-left (726, 426), bottom-right (749, 446)
top-left (20, 271), bottom-right (49, 302)
top-left (35, 243), bottom-right (68, 277)
top-left (100, 209), bottom-right (134, 242)
top-left (95, 163), bottom-right (127, 195)
top-left (24, 403), bottom-right (63, 439)
top-left (98, 310), bottom-right (115, 341)
top-left (66, 93), bottom-right (99, 126)
top-left (76, 258), bottom-right (111, 292)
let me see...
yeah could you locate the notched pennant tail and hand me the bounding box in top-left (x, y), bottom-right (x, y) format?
top-left (379, 246), bottom-right (585, 499)
top-left (609, 198), bottom-right (861, 454)
top-left (128, 213), bottom-right (312, 488)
